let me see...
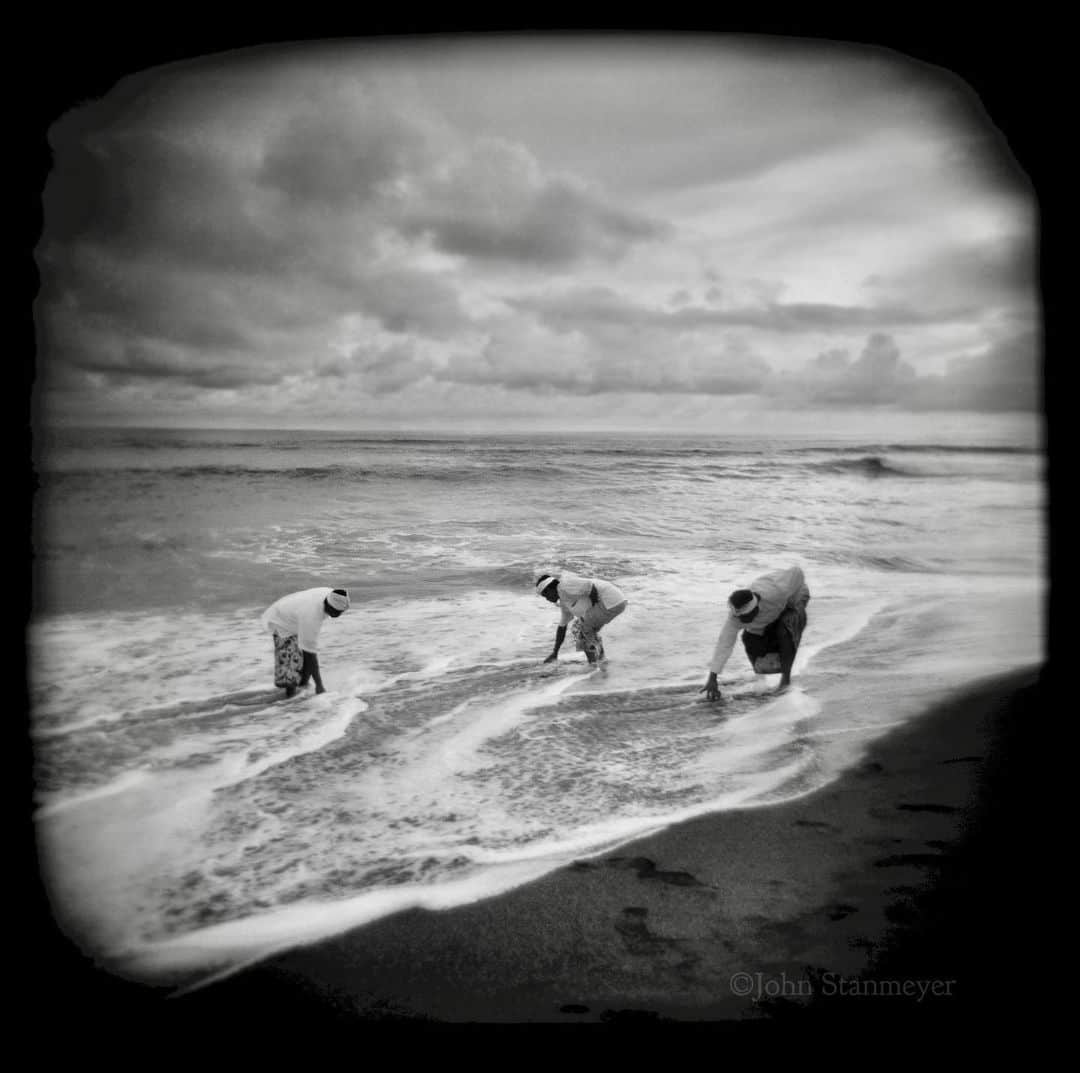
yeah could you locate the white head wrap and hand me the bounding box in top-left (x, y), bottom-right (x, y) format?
top-left (326, 590), bottom-right (350, 612)
top-left (730, 593), bottom-right (758, 616)
top-left (535, 575), bottom-right (558, 596)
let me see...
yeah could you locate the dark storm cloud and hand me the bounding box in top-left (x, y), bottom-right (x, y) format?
top-left (255, 79), bottom-right (441, 211)
top-left (342, 340), bottom-right (439, 396)
top-left (863, 231), bottom-right (1038, 313)
top-left (773, 329), bottom-right (1040, 412)
top-left (69, 338), bottom-right (288, 390)
top-left (41, 124), bottom-right (293, 275)
top-left (900, 329), bottom-right (1041, 412)
top-left (440, 346), bottom-right (594, 395)
top-left (41, 68), bottom-right (656, 399)
top-left (438, 313), bottom-right (771, 397)
top-left (398, 138), bottom-right (671, 265)
top-left (352, 267), bottom-right (469, 338)
top-left (33, 40), bottom-right (1040, 427)
top-left (36, 95), bottom-right (473, 391)
top-left (514, 286), bottom-right (959, 336)
top-left (39, 246), bottom-right (259, 352)
top-left (776, 333), bottom-right (916, 406)
top-left (439, 352), bottom-right (769, 397)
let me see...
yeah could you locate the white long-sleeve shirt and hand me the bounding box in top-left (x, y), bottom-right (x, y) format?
top-left (556, 571), bottom-right (627, 626)
top-left (260, 587), bottom-right (333, 653)
top-left (708, 565), bottom-right (809, 675)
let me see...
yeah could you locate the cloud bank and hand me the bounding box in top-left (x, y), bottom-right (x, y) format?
top-left (34, 37), bottom-right (1040, 430)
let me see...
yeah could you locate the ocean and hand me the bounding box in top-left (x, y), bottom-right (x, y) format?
top-left (28, 420), bottom-right (1046, 985)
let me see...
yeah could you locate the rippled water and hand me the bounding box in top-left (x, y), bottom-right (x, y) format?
top-left (28, 422), bottom-right (1045, 982)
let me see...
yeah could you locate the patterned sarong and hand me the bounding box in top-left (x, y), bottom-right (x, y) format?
top-left (273, 632), bottom-right (303, 688)
top-left (570, 600), bottom-right (627, 664)
top-left (571, 619), bottom-right (606, 663)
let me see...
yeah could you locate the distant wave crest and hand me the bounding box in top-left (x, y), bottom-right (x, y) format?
top-left (44, 461), bottom-right (578, 483)
top-left (790, 443), bottom-right (1038, 456)
top-left (810, 455), bottom-right (913, 478)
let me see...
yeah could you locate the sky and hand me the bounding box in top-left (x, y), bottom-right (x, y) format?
top-left (33, 34), bottom-right (1041, 436)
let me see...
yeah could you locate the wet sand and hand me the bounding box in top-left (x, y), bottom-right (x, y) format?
top-left (31, 665), bottom-right (1044, 1033)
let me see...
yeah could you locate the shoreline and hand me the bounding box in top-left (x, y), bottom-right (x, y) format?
top-left (31, 664), bottom-right (1045, 1030)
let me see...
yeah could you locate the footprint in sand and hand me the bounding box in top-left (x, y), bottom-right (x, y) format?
top-left (825, 903), bottom-right (859, 921)
top-left (896, 803), bottom-right (960, 814)
top-left (606, 856), bottom-right (705, 887)
top-left (873, 852), bottom-right (946, 869)
top-left (600, 1009), bottom-right (665, 1023)
top-left (884, 884), bottom-right (921, 898)
top-left (615, 906), bottom-right (667, 954)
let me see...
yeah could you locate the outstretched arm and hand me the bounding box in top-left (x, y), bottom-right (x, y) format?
top-left (544, 625), bottom-right (567, 663)
top-left (301, 650), bottom-right (326, 693)
top-left (701, 617), bottom-right (739, 701)
top-left (776, 628), bottom-right (795, 692)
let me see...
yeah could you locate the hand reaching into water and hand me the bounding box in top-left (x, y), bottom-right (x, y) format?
top-left (699, 672), bottom-right (722, 702)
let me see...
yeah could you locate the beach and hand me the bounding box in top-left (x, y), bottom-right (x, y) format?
top-left (27, 32), bottom-right (1050, 1042)
top-left (26, 427), bottom-right (1045, 1033)
top-left (35, 663), bottom-right (1036, 1031)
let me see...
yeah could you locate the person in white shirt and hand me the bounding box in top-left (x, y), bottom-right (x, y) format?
top-left (701, 565), bottom-right (810, 701)
top-left (260, 587), bottom-right (350, 697)
top-left (535, 570), bottom-right (628, 664)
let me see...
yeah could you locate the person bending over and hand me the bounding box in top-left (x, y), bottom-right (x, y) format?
top-left (536, 570), bottom-right (628, 664)
top-left (701, 565), bottom-right (809, 701)
top-left (260, 586), bottom-right (350, 696)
